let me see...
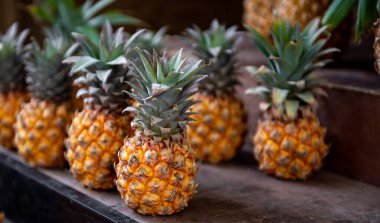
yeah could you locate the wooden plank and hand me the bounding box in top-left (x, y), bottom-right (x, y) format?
top-left (1, 147), bottom-right (380, 222)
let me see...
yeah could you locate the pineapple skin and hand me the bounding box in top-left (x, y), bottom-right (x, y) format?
top-left (188, 93), bottom-right (246, 164)
top-left (253, 114), bottom-right (329, 180)
top-left (15, 98), bottom-right (72, 167)
top-left (115, 136), bottom-right (197, 215)
top-left (65, 108), bottom-right (133, 190)
top-left (0, 92), bottom-right (28, 149)
top-left (243, 0), bottom-right (330, 39)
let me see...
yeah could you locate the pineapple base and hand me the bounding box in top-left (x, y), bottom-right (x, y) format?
top-left (253, 114), bottom-right (329, 180)
top-left (65, 108), bottom-right (133, 190)
top-left (188, 94), bottom-right (246, 164)
top-left (0, 91), bottom-right (28, 149)
top-left (15, 98), bottom-right (72, 168)
top-left (115, 136), bottom-right (197, 215)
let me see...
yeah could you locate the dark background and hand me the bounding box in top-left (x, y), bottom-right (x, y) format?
top-left (0, 0), bottom-right (244, 37)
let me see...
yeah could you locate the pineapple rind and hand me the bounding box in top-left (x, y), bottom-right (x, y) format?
top-left (243, 0), bottom-right (331, 39)
top-left (253, 114), bottom-right (328, 180)
top-left (66, 108), bottom-right (133, 189)
top-left (116, 136), bottom-right (197, 215)
top-left (0, 92), bottom-right (28, 149)
top-left (15, 98), bottom-right (72, 167)
top-left (188, 93), bottom-right (246, 163)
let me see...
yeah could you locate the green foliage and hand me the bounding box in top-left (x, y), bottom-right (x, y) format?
top-left (181, 20), bottom-right (239, 96)
top-left (124, 49), bottom-right (206, 141)
top-left (0, 23), bottom-right (29, 60)
top-left (0, 23), bottom-right (30, 93)
top-left (323, 0), bottom-right (380, 41)
top-left (128, 27), bottom-right (167, 59)
top-left (23, 29), bottom-right (74, 102)
top-left (29, 0), bottom-right (144, 40)
top-left (63, 21), bottom-right (143, 111)
top-left (182, 20), bottom-right (237, 60)
top-left (246, 19), bottom-right (338, 119)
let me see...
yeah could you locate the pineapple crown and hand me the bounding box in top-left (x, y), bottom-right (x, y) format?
top-left (323, 0), bottom-right (379, 40)
top-left (125, 49), bottom-right (206, 143)
top-left (129, 27), bottom-right (167, 58)
top-left (63, 21), bottom-right (144, 113)
top-left (182, 20), bottom-right (239, 96)
top-left (246, 18), bottom-right (339, 120)
top-left (24, 28), bottom-right (75, 103)
top-left (0, 23), bottom-right (30, 93)
top-left (29, 0), bottom-right (144, 40)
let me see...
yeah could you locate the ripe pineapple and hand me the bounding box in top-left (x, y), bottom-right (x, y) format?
top-left (246, 19), bottom-right (338, 180)
top-left (0, 23), bottom-right (29, 149)
top-left (64, 22), bottom-right (142, 189)
top-left (181, 20), bottom-right (246, 164)
top-left (115, 49), bottom-right (206, 215)
top-left (15, 31), bottom-right (75, 168)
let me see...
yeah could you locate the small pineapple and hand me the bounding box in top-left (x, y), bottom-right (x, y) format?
top-left (115, 49), bottom-right (206, 215)
top-left (64, 22), bottom-right (142, 189)
top-left (181, 20), bottom-right (246, 164)
top-left (15, 30), bottom-right (75, 168)
top-left (0, 23), bottom-right (29, 149)
top-left (246, 19), bottom-right (338, 180)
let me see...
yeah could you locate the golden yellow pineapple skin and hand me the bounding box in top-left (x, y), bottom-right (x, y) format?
top-left (15, 99), bottom-right (72, 167)
top-left (65, 108), bottom-right (133, 190)
top-left (188, 94), bottom-right (246, 164)
top-left (253, 114), bottom-right (329, 180)
top-left (243, 0), bottom-right (330, 39)
top-left (115, 137), bottom-right (197, 215)
top-left (243, 0), bottom-right (275, 39)
top-left (0, 92), bottom-right (28, 149)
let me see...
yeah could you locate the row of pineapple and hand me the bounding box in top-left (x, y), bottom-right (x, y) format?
top-left (0, 0), bottom-right (377, 217)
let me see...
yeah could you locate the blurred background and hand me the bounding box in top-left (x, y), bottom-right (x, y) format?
top-left (0, 0), bottom-right (244, 36)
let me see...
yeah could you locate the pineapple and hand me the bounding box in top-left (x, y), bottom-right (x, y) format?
top-left (115, 49), bottom-right (206, 215)
top-left (323, 0), bottom-right (380, 73)
top-left (64, 22), bottom-right (142, 189)
top-left (15, 30), bottom-right (75, 168)
top-left (246, 19), bottom-right (338, 180)
top-left (181, 20), bottom-right (246, 164)
top-left (0, 23), bottom-right (29, 149)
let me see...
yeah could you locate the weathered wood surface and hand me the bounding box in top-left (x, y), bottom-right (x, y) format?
top-left (1, 147), bottom-right (380, 223)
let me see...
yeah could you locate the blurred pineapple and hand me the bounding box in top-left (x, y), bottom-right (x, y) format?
top-left (182, 20), bottom-right (246, 164)
top-left (0, 23), bottom-right (29, 149)
top-left (15, 30), bottom-right (75, 168)
top-left (64, 22), bottom-right (142, 189)
top-left (246, 19), bottom-right (337, 180)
